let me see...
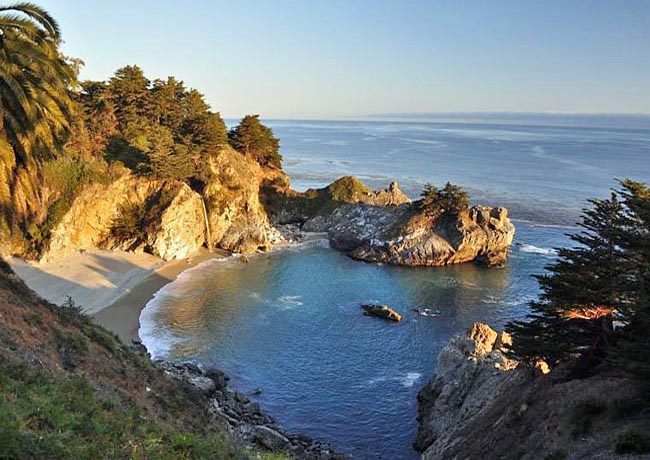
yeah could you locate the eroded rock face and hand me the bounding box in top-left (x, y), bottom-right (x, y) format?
top-left (304, 201), bottom-right (515, 267)
top-left (414, 323), bottom-right (520, 455)
top-left (415, 323), bottom-right (650, 460)
top-left (42, 147), bottom-right (289, 262)
top-left (144, 182), bottom-right (206, 260)
top-left (202, 148), bottom-right (285, 253)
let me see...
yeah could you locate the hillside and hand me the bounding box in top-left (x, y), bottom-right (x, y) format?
top-left (0, 258), bottom-right (276, 459)
top-left (416, 324), bottom-right (650, 460)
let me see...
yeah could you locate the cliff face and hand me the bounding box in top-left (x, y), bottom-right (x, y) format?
top-left (41, 147), bottom-right (287, 262)
top-left (302, 200), bottom-right (515, 267)
top-left (202, 147), bottom-right (285, 253)
top-left (416, 323), bottom-right (650, 460)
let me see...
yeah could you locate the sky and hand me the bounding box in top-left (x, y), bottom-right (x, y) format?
top-left (40, 0), bottom-right (650, 119)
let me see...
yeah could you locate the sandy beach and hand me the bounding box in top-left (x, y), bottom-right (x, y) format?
top-left (10, 248), bottom-right (229, 344)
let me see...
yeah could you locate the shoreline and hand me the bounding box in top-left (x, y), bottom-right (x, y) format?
top-left (9, 248), bottom-right (230, 344)
top-left (96, 233), bottom-right (326, 344)
top-left (92, 248), bottom-right (230, 344)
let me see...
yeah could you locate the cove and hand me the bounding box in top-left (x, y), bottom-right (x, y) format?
top-left (140, 222), bottom-right (566, 459)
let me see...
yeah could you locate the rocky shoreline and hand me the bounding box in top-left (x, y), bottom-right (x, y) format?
top-left (153, 358), bottom-right (347, 459)
top-left (415, 323), bottom-right (650, 460)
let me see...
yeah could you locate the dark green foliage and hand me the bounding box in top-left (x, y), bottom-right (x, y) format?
top-left (228, 115), bottom-right (282, 169)
top-left (613, 180), bottom-right (650, 380)
top-left (0, 359), bottom-right (248, 460)
top-left (417, 182), bottom-right (469, 216)
top-left (613, 429), bottom-right (650, 454)
top-left (54, 329), bottom-right (89, 370)
top-left (53, 296), bottom-right (91, 328)
top-left (108, 199), bottom-right (148, 246)
top-left (507, 181), bottom-right (650, 378)
top-left (569, 399), bottom-right (607, 437)
top-left (81, 65), bottom-right (229, 182)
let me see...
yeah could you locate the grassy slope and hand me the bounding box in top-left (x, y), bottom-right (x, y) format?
top-left (0, 258), bottom-right (261, 459)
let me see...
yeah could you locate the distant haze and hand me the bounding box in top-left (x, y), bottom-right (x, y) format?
top-left (42, 0), bottom-right (650, 118)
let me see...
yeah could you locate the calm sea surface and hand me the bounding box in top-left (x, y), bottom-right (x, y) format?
top-left (140, 117), bottom-right (650, 459)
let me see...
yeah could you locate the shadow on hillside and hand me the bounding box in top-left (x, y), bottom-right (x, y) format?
top-left (10, 252), bottom-right (188, 344)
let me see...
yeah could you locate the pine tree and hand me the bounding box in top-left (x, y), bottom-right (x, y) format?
top-left (507, 193), bottom-right (626, 373)
top-left (417, 182), bottom-right (469, 216)
top-left (613, 181), bottom-right (650, 379)
top-left (228, 115), bottom-right (281, 168)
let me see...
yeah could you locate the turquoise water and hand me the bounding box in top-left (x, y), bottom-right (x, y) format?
top-left (141, 118), bottom-right (650, 459)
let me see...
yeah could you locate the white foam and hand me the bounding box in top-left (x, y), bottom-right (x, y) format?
top-left (276, 295), bottom-right (304, 310)
top-left (367, 372), bottom-right (422, 388)
top-left (401, 372), bottom-right (422, 388)
top-left (138, 256), bottom-right (239, 359)
top-left (518, 244), bottom-right (557, 255)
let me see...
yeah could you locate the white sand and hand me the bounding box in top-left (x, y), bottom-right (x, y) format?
top-left (9, 248), bottom-right (229, 343)
top-left (9, 250), bottom-right (167, 315)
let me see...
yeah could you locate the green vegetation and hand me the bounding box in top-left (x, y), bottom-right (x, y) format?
top-left (0, 260), bottom-right (259, 459)
top-left (83, 65), bottom-right (229, 182)
top-left (0, 2), bottom-right (76, 166)
top-left (507, 180), bottom-right (650, 380)
top-left (417, 182), bottom-right (469, 216)
top-left (0, 360), bottom-right (247, 460)
top-left (229, 114), bottom-right (282, 169)
top-left (0, 3), bottom-right (284, 256)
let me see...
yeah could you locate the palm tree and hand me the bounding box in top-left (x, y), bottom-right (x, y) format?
top-left (0, 2), bottom-right (76, 165)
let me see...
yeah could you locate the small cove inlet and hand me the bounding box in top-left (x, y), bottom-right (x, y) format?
top-left (139, 224), bottom-right (566, 459)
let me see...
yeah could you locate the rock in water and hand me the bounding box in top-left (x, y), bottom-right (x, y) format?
top-left (361, 304), bottom-right (402, 322)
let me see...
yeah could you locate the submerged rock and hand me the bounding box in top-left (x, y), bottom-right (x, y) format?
top-left (361, 303), bottom-right (402, 322)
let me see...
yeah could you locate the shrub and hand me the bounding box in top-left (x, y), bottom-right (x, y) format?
top-left (54, 329), bottom-right (89, 370)
top-left (109, 199), bottom-right (148, 246)
top-left (613, 429), bottom-right (650, 454)
top-left (569, 399), bottom-right (607, 437)
top-left (53, 296), bottom-right (90, 328)
top-left (417, 182), bottom-right (469, 216)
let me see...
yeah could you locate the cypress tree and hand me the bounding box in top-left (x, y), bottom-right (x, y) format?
top-left (228, 115), bottom-right (282, 168)
top-left (507, 193), bottom-right (627, 373)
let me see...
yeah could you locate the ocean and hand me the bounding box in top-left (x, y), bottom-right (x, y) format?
top-left (139, 117), bottom-right (650, 459)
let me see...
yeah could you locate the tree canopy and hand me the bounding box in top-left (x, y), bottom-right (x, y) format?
top-left (507, 181), bottom-right (650, 379)
top-left (80, 65), bottom-right (229, 181)
top-left (0, 2), bottom-right (77, 165)
top-left (417, 182), bottom-right (469, 216)
top-left (228, 114), bottom-right (282, 169)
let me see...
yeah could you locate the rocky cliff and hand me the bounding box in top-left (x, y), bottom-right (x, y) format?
top-left (416, 323), bottom-right (650, 460)
top-left (41, 147), bottom-right (286, 262)
top-left (300, 197), bottom-right (515, 268)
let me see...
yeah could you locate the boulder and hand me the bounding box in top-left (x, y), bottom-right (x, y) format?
top-left (361, 304), bottom-right (402, 322)
top-left (251, 425), bottom-right (291, 450)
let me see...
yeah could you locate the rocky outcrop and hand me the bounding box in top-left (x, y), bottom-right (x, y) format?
top-left (268, 176), bottom-right (411, 225)
top-left (44, 177), bottom-right (206, 262)
top-left (361, 303), bottom-right (402, 322)
top-left (158, 361), bottom-right (346, 460)
top-left (304, 201), bottom-right (515, 268)
top-left (415, 323), bottom-right (650, 460)
top-left (42, 147), bottom-right (288, 262)
top-left (415, 323), bottom-right (519, 454)
top-left (202, 148), bottom-right (286, 253)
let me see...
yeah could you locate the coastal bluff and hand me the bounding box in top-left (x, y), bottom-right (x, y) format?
top-left (415, 323), bottom-right (650, 460)
top-left (270, 176), bottom-right (515, 268)
top-left (40, 147), bottom-right (286, 262)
